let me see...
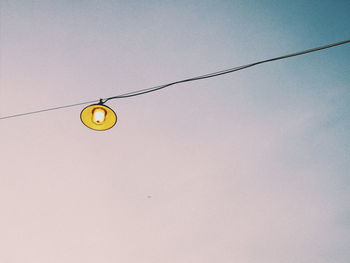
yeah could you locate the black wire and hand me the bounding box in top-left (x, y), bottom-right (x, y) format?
top-left (103, 39), bottom-right (350, 102)
top-left (0, 100), bottom-right (99, 120)
top-left (1, 39), bottom-right (349, 120)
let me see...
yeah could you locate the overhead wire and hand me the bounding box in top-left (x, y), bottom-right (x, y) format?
top-left (0, 100), bottom-right (99, 120)
top-left (103, 39), bottom-right (350, 101)
top-left (0, 39), bottom-right (349, 120)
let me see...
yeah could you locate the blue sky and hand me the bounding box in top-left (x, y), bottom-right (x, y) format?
top-left (0, 1), bottom-right (349, 262)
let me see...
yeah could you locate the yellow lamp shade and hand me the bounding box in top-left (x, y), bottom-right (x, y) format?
top-left (80, 104), bottom-right (117, 131)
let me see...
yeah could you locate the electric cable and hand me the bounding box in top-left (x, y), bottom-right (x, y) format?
top-left (1, 39), bottom-right (349, 120)
top-left (0, 100), bottom-right (99, 120)
top-left (103, 39), bottom-right (350, 101)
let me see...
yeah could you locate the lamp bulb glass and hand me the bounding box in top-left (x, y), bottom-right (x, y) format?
top-left (92, 108), bottom-right (107, 124)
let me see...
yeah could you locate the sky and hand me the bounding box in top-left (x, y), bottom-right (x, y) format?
top-left (0, 0), bottom-right (349, 262)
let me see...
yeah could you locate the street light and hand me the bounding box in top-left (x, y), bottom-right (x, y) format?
top-left (80, 100), bottom-right (117, 131)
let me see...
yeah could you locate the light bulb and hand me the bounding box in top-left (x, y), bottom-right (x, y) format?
top-left (92, 107), bottom-right (107, 124)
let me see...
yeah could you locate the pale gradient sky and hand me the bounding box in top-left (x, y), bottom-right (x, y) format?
top-left (0, 0), bottom-right (349, 262)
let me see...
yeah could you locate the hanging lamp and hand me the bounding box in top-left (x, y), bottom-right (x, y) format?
top-left (80, 100), bottom-right (117, 131)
